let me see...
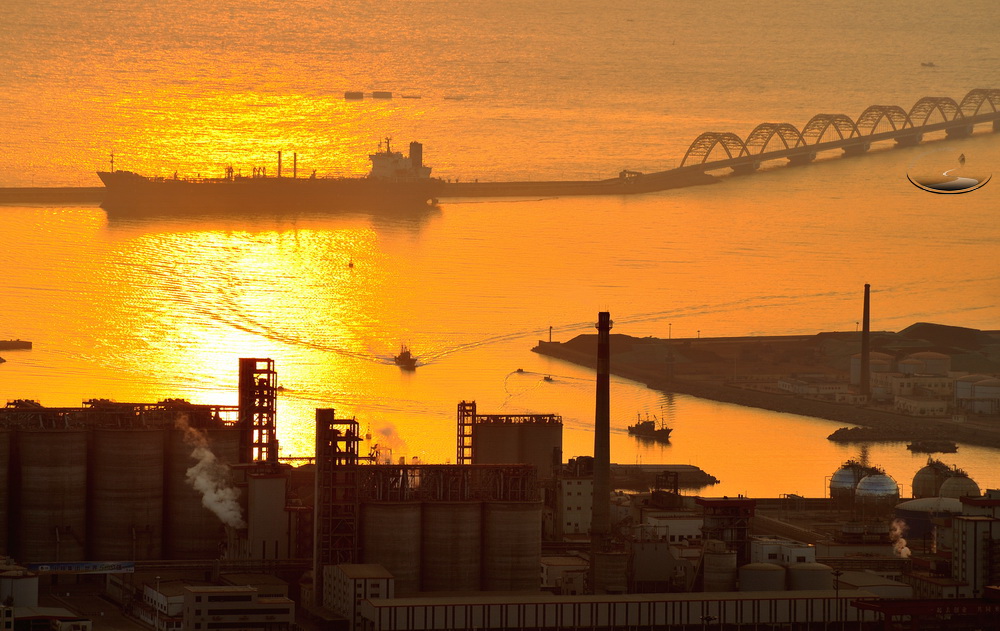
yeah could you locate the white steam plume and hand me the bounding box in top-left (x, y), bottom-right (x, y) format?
top-left (890, 518), bottom-right (911, 558)
top-left (176, 415), bottom-right (247, 529)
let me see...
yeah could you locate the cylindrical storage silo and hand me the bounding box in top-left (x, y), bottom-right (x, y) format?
top-left (471, 422), bottom-right (520, 466)
top-left (739, 563), bottom-right (786, 591)
top-left (361, 501), bottom-right (422, 594)
top-left (164, 427), bottom-right (241, 559)
top-left (0, 431), bottom-right (9, 554)
top-left (971, 379), bottom-right (1000, 414)
top-left (90, 429), bottom-right (165, 559)
top-left (702, 540), bottom-right (737, 592)
top-left (17, 430), bottom-right (89, 562)
top-left (787, 562), bottom-right (833, 590)
top-left (421, 501), bottom-right (481, 592)
top-left (518, 422), bottom-right (562, 481)
top-left (482, 501), bottom-right (542, 591)
top-left (955, 375), bottom-right (989, 402)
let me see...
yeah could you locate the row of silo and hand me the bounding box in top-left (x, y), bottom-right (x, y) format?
top-left (360, 498), bottom-right (542, 595)
top-left (4, 426), bottom-right (240, 563)
top-left (738, 562), bottom-right (835, 591)
top-left (955, 375), bottom-right (1000, 414)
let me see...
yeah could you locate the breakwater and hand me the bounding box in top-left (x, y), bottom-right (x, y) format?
top-left (532, 337), bottom-right (1000, 450)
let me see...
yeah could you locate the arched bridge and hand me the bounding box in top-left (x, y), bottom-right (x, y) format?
top-left (677, 89), bottom-right (1000, 173)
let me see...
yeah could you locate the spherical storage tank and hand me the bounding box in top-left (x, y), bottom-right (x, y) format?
top-left (788, 562), bottom-right (834, 590)
top-left (90, 429), bottom-right (166, 559)
top-left (482, 500), bottom-right (542, 591)
top-left (362, 501), bottom-right (422, 594)
top-left (912, 460), bottom-right (952, 498)
top-left (855, 472), bottom-right (899, 515)
top-left (420, 501), bottom-right (481, 592)
top-left (739, 563), bottom-right (786, 592)
top-left (830, 462), bottom-right (865, 504)
top-left (940, 475), bottom-right (981, 499)
top-left (17, 430), bottom-right (89, 562)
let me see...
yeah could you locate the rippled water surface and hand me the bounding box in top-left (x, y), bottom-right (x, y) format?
top-left (1, 0), bottom-right (998, 497)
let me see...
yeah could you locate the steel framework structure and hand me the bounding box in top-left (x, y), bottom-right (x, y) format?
top-left (238, 357), bottom-right (278, 464)
top-left (455, 400), bottom-right (562, 466)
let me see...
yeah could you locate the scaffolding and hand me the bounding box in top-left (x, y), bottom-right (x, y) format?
top-left (238, 357), bottom-right (278, 464)
top-left (312, 409), bottom-right (362, 605)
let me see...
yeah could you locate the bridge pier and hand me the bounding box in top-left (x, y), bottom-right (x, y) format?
top-left (894, 133), bottom-right (923, 147)
top-left (842, 142), bottom-right (870, 156)
top-left (786, 152), bottom-right (816, 166)
top-left (730, 162), bottom-right (759, 175)
top-left (994, 119), bottom-right (1000, 133)
top-left (946, 125), bottom-right (973, 139)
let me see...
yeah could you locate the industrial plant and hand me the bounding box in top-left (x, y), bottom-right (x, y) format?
top-left (2, 307), bottom-right (1000, 630)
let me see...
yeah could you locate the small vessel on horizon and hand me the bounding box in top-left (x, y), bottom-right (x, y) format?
top-left (394, 345), bottom-right (418, 370)
top-left (627, 413), bottom-right (672, 442)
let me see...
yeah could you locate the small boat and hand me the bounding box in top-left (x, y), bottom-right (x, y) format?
top-left (921, 62), bottom-right (936, 67)
top-left (543, 375), bottom-right (553, 382)
top-left (627, 413), bottom-right (672, 442)
top-left (394, 345), bottom-right (417, 370)
top-left (907, 440), bottom-right (957, 453)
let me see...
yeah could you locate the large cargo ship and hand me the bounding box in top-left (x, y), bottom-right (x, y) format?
top-left (97, 139), bottom-right (443, 214)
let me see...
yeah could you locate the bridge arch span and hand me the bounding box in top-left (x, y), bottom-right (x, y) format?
top-left (856, 106), bottom-right (912, 135)
top-left (908, 96), bottom-right (962, 126)
top-left (801, 114), bottom-right (860, 143)
top-left (680, 132), bottom-right (749, 167)
top-left (958, 88), bottom-right (1000, 117)
top-left (744, 123), bottom-right (806, 154)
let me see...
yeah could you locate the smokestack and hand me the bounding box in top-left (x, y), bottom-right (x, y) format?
top-left (592, 312), bottom-right (612, 537)
top-left (409, 141), bottom-right (423, 168)
top-left (293, 153), bottom-right (297, 178)
top-left (277, 151), bottom-right (282, 178)
top-left (861, 284), bottom-right (871, 398)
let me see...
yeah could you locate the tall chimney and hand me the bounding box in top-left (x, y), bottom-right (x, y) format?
top-left (592, 312), bottom-right (612, 535)
top-left (861, 284), bottom-right (871, 398)
top-left (277, 151), bottom-right (282, 178)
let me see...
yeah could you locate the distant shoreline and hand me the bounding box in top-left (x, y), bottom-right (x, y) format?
top-left (0, 187), bottom-right (103, 204)
top-left (532, 338), bottom-right (1000, 450)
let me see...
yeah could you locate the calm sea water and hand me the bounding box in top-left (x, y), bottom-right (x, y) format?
top-left (1, 0), bottom-right (998, 498)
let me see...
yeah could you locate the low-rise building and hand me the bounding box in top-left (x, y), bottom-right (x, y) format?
top-left (182, 585), bottom-right (294, 631)
top-left (325, 564), bottom-right (394, 631)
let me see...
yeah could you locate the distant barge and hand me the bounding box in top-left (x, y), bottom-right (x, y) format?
top-left (0, 340), bottom-right (32, 350)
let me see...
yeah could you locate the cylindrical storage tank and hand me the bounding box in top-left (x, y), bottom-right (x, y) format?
top-left (971, 379), bottom-right (1000, 414)
top-left (90, 429), bottom-right (165, 559)
top-left (0, 431), bottom-right (9, 554)
top-left (362, 501), bottom-right (422, 594)
top-left (940, 475), bottom-right (981, 499)
top-left (482, 501), bottom-right (542, 591)
top-left (894, 497), bottom-right (963, 539)
top-left (907, 352), bottom-right (950, 375)
top-left (164, 427), bottom-right (241, 559)
top-left (518, 422), bottom-right (562, 481)
top-left (17, 430), bottom-right (89, 562)
top-left (955, 375), bottom-right (990, 401)
top-left (739, 563), bottom-right (786, 592)
top-left (420, 501), bottom-right (481, 592)
top-left (787, 562), bottom-right (834, 590)
top-left (898, 358), bottom-right (922, 376)
top-left (702, 540), bottom-right (737, 592)
top-left (471, 422), bottom-right (521, 466)
top-left (850, 352), bottom-right (893, 385)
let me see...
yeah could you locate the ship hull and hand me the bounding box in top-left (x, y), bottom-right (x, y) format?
top-left (97, 171), bottom-right (443, 215)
